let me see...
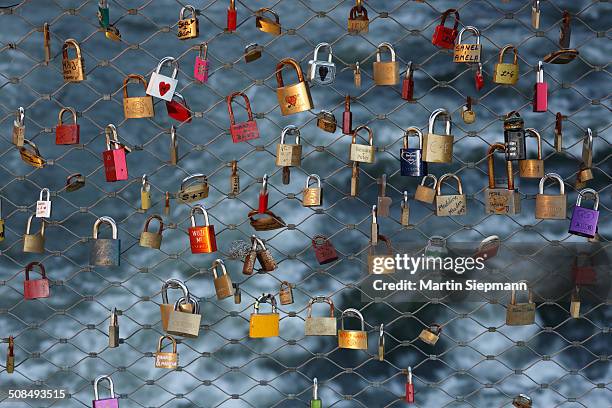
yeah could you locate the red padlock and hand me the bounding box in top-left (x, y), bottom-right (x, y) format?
top-left (258, 174), bottom-right (269, 214)
top-left (401, 62), bottom-right (414, 101)
top-left (312, 235), bottom-right (338, 265)
top-left (342, 95), bottom-right (352, 134)
top-left (24, 261), bottom-right (50, 300)
top-left (55, 107), bottom-right (80, 145)
top-left (166, 92), bottom-right (192, 123)
top-left (102, 124), bottom-right (130, 182)
top-left (572, 252), bottom-right (596, 285)
top-left (475, 62), bottom-right (484, 91)
top-left (188, 204), bottom-right (217, 254)
top-left (228, 91), bottom-right (260, 143)
top-left (533, 61), bottom-right (548, 112)
top-left (432, 9), bottom-right (460, 49)
top-left (405, 367), bottom-right (414, 403)
top-left (227, 0), bottom-right (237, 32)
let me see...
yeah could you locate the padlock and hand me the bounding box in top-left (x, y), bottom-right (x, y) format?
top-left (572, 252), bottom-right (596, 285)
top-left (166, 93), bottom-right (192, 123)
top-left (226, 0), bottom-right (237, 32)
top-left (177, 5), bottom-right (199, 40)
top-left (244, 43), bottom-right (263, 63)
top-left (424, 236), bottom-right (448, 259)
top-left (108, 308), bottom-right (119, 348)
top-left (533, 61), bottom-right (548, 112)
top-left (570, 286), bottom-right (580, 318)
top-left (141, 174), bottom-right (151, 210)
top-left (506, 284), bottom-right (536, 325)
top-left (401, 191), bottom-right (410, 226)
top-left (370, 205), bottom-right (378, 245)
top-left (307, 43), bottom-right (336, 85)
top-left (279, 281), bottom-right (294, 305)
top-left (103, 124), bottom-right (130, 182)
top-left (368, 235), bottom-right (395, 274)
top-left (155, 335), bottom-right (178, 369)
top-left (531, 0), bottom-right (540, 29)
top-left (194, 43), bottom-right (209, 83)
top-left (432, 8), bottom-right (460, 49)
top-left (140, 215), bottom-right (164, 249)
top-left (258, 174), bottom-right (269, 213)
top-left (312, 235), bottom-right (338, 265)
top-left (353, 61), bottom-right (362, 87)
top-left (400, 127), bottom-right (427, 177)
top-left (401, 62), bottom-right (414, 101)
top-left (317, 111), bottom-right (337, 133)
top-left (122, 74), bottom-right (154, 119)
top-left (475, 62), bottom-right (484, 91)
top-left (160, 279), bottom-right (190, 331)
top-left (146, 57), bottom-right (179, 102)
top-left (228, 91), bottom-right (260, 143)
top-left (581, 128), bottom-right (593, 169)
top-left (248, 209), bottom-right (285, 231)
top-left (233, 283), bottom-right (241, 304)
top-left (20, 139), bottom-right (46, 168)
top-left (461, 96), bottom-right (476, 124)
top-left (406, 367), bottom-right (414, 403)
top-left (484, 144), bottom-right (521, 215)
top-left (418, 323), bottom-right (442, 345)
top-left (513, 394), bottom-right (533, 408)
top-left (256, 8), bottom-right (281, 35)
top-left (543, 10), bottom-right (579, 64)
top-left (212, 259), bottom-right (233, 300)
top-left (62, 39), bottom-right (85, 82)
top-left (305, 296), bottom-right (337, 336)
top-left (373, 42), bottom-right (399, 86)
top-left (504, 111), bottom-right (526, 161)
top-left (249, 294), bottom-right (280, 338)
top-left (66, 173), bottom-right (86, 192)
top-left (164, 192), bottom-right (171, 215)
top-left (6, 336), bottom-right (14, 374)
top-left (23, 214), bottom-right (45, 253)
top-left (23, 261), bottom-right (50, 300)
top-left (92, 375), bottom-right (119, 408)
top-left (98, 0), bottom-right (109, 28)
top-left (90, 216), bottom-right (120, 267)
top-left (376, 174), bottom-right (392, 217)
top-left (350, 161), bottom-right (360, 197)
top-left (303, 174), bottom-right (322, 207)
top-left (276, 58), bottom-right (314, 116)
top-left (348, 2), bottom-right (369, 34)
top-left (167, 294), bottom-right (201, 338)
top-left (569, 188), bottom-right (599, 238)
top-left (493, 45), bottom-right (519, 85)
top-left (178, 174), bottom-right (209, 203)
top-left (310, 378), bottom-right (322, 408)
top-left (435, 173), bottom-right (467, 216)
top-left (230, 160), bottom-right (240, 195)
top-left (55, 107), bottom-right (80, 144)
top-left (349, 125), bottom-right (375, 163)
top-left (454, 26), bottom-right (481, 63)
top-left (36, 187), bottom-right (52, 218)
top-left (242, 242), bottom-right (257, 275)
top-left (253, 235), bottom-right (277, 272)
top-left (12, 107), bottom-right (25, 147)
top-left (43, 23), bottom-right (50, 63)
top-left (342, 96), bottom-right (352, 134)
top-left (276, 125), bottom-right (302, 167)
top-left (0, 198), bottom-right (4, 242)
top-left (378, 324), bottom-right (384, 361)
top-left (423, 108), bottom-right (453, 163)
top-left (166, 127), bottom-right (178, 165)
top-left (188, 205), bottom-right (217, 253)
top-left (520, 128), bottom-right (544, 178)
top-left (104, 24), bottom-right (121, 42)
top-left (474, 235), bottom-right (500, 260)
top-left (338, 308), bottom-right (368, 350)
top-left (415, 174), bottom-right (438, 204)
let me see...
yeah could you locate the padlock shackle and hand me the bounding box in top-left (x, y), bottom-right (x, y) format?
top-left (161, 278), bottom-right (189, 305)
top-left (371, 205), bottom-right (377, 224)
top-left (143, 215), bottom-right (164, 234)
top-left (93, 374), bottom-right (115, 400)
top-left (211, 258), bottom-right (228, 278)
top-left (39, 187), bottom-right (50, 201)
top-left (280, 125), bottom-right (301, 145)
top-left (190, 204), bottom-right (211, 227)
top-left (104, 124), bottom-right (121, 151)
top-left (155, 57), bottom-right (179, 79)
top-left (58, 107), bottom-right (77, 125)
top-left (171, 93), bottom-right (188, 107)
top-left (313, 42), bottom-right (333, 62)
top-left (260, 174), bottom-right (269, 194)
top-left (428, 108), bottom-right (452, 135)
top-left (25, 214), bottom-right (45, 236)
top-left (250, 235), bottom-right (267, 251)
top-left (157, 334), bottom-right (178, 353)
top-left (436, 173), bottom-right (463, 195)
top-left (487, 143), bottom-right (514, 190)
top-left (403, 127), bottom-right (423, 149)
top-left (439, 8), bottom-right (460, 30)
top-left (256, 7), bottom-right (279, 23)
top-left (93, 216), bottom-right (118, 239)
top-left (402, 191), bottom-right (408, 207)
top-left (175, 294), bottom-right (200, 314)
top-left (524, 128), bottom-right (543, 160)
top-left (352, 125), bottom-right (374, 145)
top-left (306, 296), bottom-right (334, 318)
top-left (25, 261), bottom-right (46, 281)
top-left (510, 282), bottom-right (533, 305)
top-left (180, 173), bottom-right (208, 190)
top-left (428, 323), bottom-right (442, 334)
top-left (457, 26), bottom-right (480, 44)
top-left (533, 0), bottom-right (540, 11)
top-left (122, 74), bottom-right (148, 99)
top-left (275, 58), bottom-right (305, 88)
top-left (498, 45), bottom-right (518, 64)
top-left (305, 174), bottom-right (321, 189)
top-left (349, 5), bottom-right (368, 19)
top-left (376, 42), bottom-right (396, 62)
top-left (198, 42), bottom-right (208, 59)
top-left (179, 5), bottom-right (197, 19)
top-left (582, 128), bottom-right (593, 164)
top-left (142, 174), bottom-right (149, 191)
top-left (110, 308), bottom-right (118, 326)
top-left (16, 107), bottom-right (25, 126)
top-left (576, 188), bottom-right (599, 210)
top-left (227, 91), bottom-right (255, 125)
top-left (340, 308), bottom-right (365, 331)
top-left (538, 173), bottom-right (564, 195)
top-left (66, 173), bottom-right (84, 188)
top-left (420, 174), bottom-right (438, 188)
top-left (62, 38), bottom-right (82, 60)
top-left (280, 280), bottom-right (291, 291)
top-left (535, 60), bottom-right (544, 83)
top-left (404, 61), bottom-right (413, 79)
top-left (254, 293), bottom-right (277, 313)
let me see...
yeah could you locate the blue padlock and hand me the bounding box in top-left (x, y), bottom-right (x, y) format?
top-left (400, 126), bottom-right (427, 177)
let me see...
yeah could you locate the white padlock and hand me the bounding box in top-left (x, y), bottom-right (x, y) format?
top-left (36, 187), bottom-right (52, 218)
top-left (146, 57), bottom-right (179, 102)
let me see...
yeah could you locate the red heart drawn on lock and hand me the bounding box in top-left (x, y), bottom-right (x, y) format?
top-left (159, 82), bottom-right (171, 96)
top-left (285, 95), bottom-right (297, 108)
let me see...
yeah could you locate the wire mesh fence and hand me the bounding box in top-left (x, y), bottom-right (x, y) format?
top-left (0, 0), bottom-right (610, 407)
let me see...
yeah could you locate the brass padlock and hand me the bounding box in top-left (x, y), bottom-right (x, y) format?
top-left (349, 125), bottom-right (375, 163)
top-left (167, 294), bottom-right (201, 338)
top-left (303, 174), bottom-right (322, 207)
top-left (244, 43), bottom-right (263, 63)
top-left (23, 214), bottom-right (45, 253)
top-left (212, 259), bottom-right (233, 300)
top-left (423, 108), bottom-right (453, 163)
top-left (401, 191), bottom-right (410, 226)
top-left (6, 336), bottom-right (14, 374)
top-left (453, 26), bottom-right (481, 63)
top-left (317, 110), bottom-right (337, 133)
top-left (415, 174), bottom-right (438, 204)
top-left (256, 8), bottom-right (281, 35)
top-left (155, 335), bottom-right (178, 369)
top-left (62, 39), bottom-right (85, 82)
top-left (90, 216), bottom-right (120, 267)
top-left (535, 173), bottom-right (566, 219)
top-left (494, 45), bottom-right (519, 85)
top-left (348, 2), bottom-right (369, 34)
top-left (368, 235), bottom-right (395, 274)
top-left (140, 214), bottom-right (164, 249)
top-left (19, 139), bottom-right (46, 168)
top-left (230, 160), bottom-right (240, 195)
top-left (249, 294), bottom-right (280, 338)
top-left (461, 96), bottom-right (476, 124)
top-left (513, 394), bottom-right (533, 408)
top-left (160, 279), bottom-right (190, 331)
top-left (66, 173), bottom-right (86, 192)
top-left (570, 286), bottom-right (580, 318)
top-left (276, 125), bottom-right (302, 167)
top-left (141, 174), bottom-right (151, 210)
top-left (279, 281), bottom-right (294, 305)
top-left (338, 308), bottom-right (368, 350)
top-left (373, 42), bottom-right (399, 86)
top-left (304, 297), bottom-right (337, 336)
top-left (108, 308), bottom-right (119, 348)
top-left (506, 284), bottom-right (536, 326)
top-left (419, 324), bottom-right (442, 345)
top-left (123, 74), bottom-right (154, 119)
top-left (169, 125), bottom-right (179, 165)
top-left (276, 58), bottom-right (314, 116)
top-left (178, 174), bottom-right (209, 203)
top-left (519, 129), bottom-right (544, 178)
top-left (177, 5), bottom-right (199, 40)
top-left (353, 61), bottom-right (362, 87)
top-left (12, 107), bottom-right (25, 147)
top-left (484, 143), bottom-right (521, 215)
top-left (435, 173), bottom-right (467, 216)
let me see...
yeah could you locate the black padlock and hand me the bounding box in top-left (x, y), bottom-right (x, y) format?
top-left (503, 111), bottom-right (526, 161)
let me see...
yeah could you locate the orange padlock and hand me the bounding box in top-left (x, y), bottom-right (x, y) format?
top-left (188, 204), bottom-right (217, 254)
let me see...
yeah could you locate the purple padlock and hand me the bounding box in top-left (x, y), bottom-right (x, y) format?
top-left (92, 375), bottom-right (119, 408)
top-left (569, 188), bottom-right (599, 239)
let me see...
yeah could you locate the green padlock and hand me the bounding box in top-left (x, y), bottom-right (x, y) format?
top-left (98, 0), bottom-right (110, 29)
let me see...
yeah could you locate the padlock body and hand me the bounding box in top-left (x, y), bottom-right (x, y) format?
top-left (373, 61), bottom-right (399, 86)
top-left (12, 123), bottom-right (25, 147)
top-left (256, 249), bottom-right (277, 271)
top-left (275, 144), bottom-right (302, 167)
top-left (109, 325), bottom-right (119, 347)
top-left (167, 310), bottom-right (201, 337)
top-left (519, 159), bottom-right (544, 178)
top-left (0, 219), bottom-right (4, 241)
top-left (401, 77), bottom-right (414, 101)
top-left (535, 194), bottom-right (566, 220)
top-left (308, 61), bottom-right (336, 85)
top-left (317, 115), bottom-right (337, 133)
top-left (303, 188), bottom-right (322, 207)
top-left (422, 133), bottom-right (453, 163)
top-left (258, 192), bottom-right (268, 214)
top-left (435, 194), bottom-right (467, 216)
top-left (484, 188), bottom-right (521, 215)
top-left (124, 96), bottom-right (154, 119)
top-left (177, 18), bottom-right (198, 40)
top-left (348, 16), bottom-right (369, 34)
top-left (493, 63), bottom-right (519, 85)
top-left (178, 184), bottom-right (209, 203)
top-left (454, 44), bottom-right (481, 63)
top-left (249, 313), bottom-right (280, 338)
top-left (141, 190), bottom-right (151, 210)
top-left (338, 329), bottom-right (368, 350)
top-left (194, 57), bottom-right (209, 83)
top-left (146, 72), bottom-right (178, 102)
top-left (23, 233), bottom-right (45, 253)
top-left (92, 398), bottom-right (119, 408)
top-left (166, 100), bottom-right (192, 123)
top-left (418, 329), bottom-right (440, 345)
top-left (63, 57), bottom-right (85, 82)
top-left (230, 120), bottom-right (260, 143)
top-left (24, 278), bottom-right (50, 300)
top-left (103, 149), bottom-right (128, 182)
top-left (160, 304), bottom-right (174, 331)
top-left (533, 82), bottom-right (548, 112)
top-left (189, 225), bottom-right (217, 253)
top-left (279, 287), bottom-right (293, 305)
top-left (506, 303), bottom-right (536, 325)
top-left (342, 111), bottom-right (352, 134)
top-left (569, 207), bottom-right (599, 238)
top-left (415, 185), bottom-right (436, 204)
top-left (277, 82), bottom-right (314, 116)
top-left (155, 351), bottom-right (178, 369)
top-left (400, 148), bottom-right (426, 177)
top-left (214, 274), bottom-right (233, 300)
top-left (7, 354), bottom-right (14, 373)
top-left (90, 239), bottom-right (120, 266)
top-left (227, 8), bottom-right (237, 31)
top-left (349, 144), bottom-right (375, 163)
top-left (305, 317), bottom-right (337, 336)
top-left (406, 383), bottom-right (415, 403)
top-left (56, 124), bottom-right (80, 145)
top-left (313, 241), bottom-right (338, 264)
top-left (432, 26), bottom-right (457, 49)
top-left (504, 129), bottom-right (526, 160)
top-left (139, 231), bottom-right (162, 249)
top-left (368, 255), bottom-right (395, 274)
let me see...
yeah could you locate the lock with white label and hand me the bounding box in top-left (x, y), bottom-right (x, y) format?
top-left (36, 188), bottom-right (52, 218)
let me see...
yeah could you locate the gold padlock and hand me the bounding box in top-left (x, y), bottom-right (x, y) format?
top-left (348, 2), bottom-right (369, 34)
top-left (19, 140), bottom-right (46, 168)
top-left (506, 283), bottom-right (536, 326)
top-left (160, 279), bottom-right (191, 332)
top-left (373, 42), bottom-right (399, 85)
top-left (140, 214), bottom-right (164, 249)
top-left (178, 174), bottom-right (209, 203)
top-left (338, 308), bottom-right (368, 350)
top-left (303, 174), bottom-right (322, 207)
top-left (519, 129), bottom-right (544, 178)
top-left (354, 61), bottom-right (362, 87)
top-left (276, 58), bottom-right (314, 116)
top-left (212, 259), bottom-right (233, 300)
top-left (317, 110), bottom-right (337, 133)
top-left (6, 336), bottom-right (14, 374)
top-left (435, 173), bottom-right (467, 216)
top-left (484, 144), bottom-right (521, 215)
top-left (419, 323), bottom-right (442, 345)
top-left (570, 286), bottom-right (580, 318)
top-left (167, 294), bottom-right (201, 338)
top-left (155, 335), bottom-right (179, 369)
top-left (423, 108), bottom-right (453, 163)
top-left (23, 214), bottom-right (45, 253)
top-left (494, 45), bottom-right (519, 85)
top-left (304, 297), bottom-right (337, 336)
top-left (12, 107), bottom-right (25, 147)
top-left (230, 160), bottom-right (240, 195)
top-left (454, 26), bottom-right (481, 63)
top-left (256, 8), bottom-right (281, 36)
top-left (276, 125), bottom-right (302, 167)
top-left (62, 39), bottom-right (85, 82)
top-left (279, 281), bottom-right (294, 305)
top-left (141, 174), bottom-right (151, 210)
top-left (123, 74), bottom-right (154, 119)
top-left (535, 173), bottom-right (566, 219)
top-left (177, 5), bottom-right (199, 40)
top-left (368, 235), bottom-right (395, 274)
top-left (249, 294), bottom-right (280, 338)
top-left (349, 125), bottom-right (375, 163)
top-left (415, 174), bottom-right (438, 204)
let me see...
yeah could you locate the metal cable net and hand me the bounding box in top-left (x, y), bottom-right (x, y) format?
top-left (0, 0), bottom-right (610, 407)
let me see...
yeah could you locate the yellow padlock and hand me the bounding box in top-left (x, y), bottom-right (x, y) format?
top-left (494, 45), bottom-right (519, 85)
top-left (249, 294), bottom-right (280, 338)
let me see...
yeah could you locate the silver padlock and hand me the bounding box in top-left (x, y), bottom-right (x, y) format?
top-left (146, 57), bottom-right (179, 101)
top-left (307, 42), bottom-right (336, 85)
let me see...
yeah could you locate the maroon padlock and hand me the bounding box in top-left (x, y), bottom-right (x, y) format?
top-left (432, 9), bottom-right (460, 49)
top-left (312, 235), bottom-right (338, 265)
top-left (227, 91), bottom-right (259, 143)
top-left (342, 95), bottom-right (352, 135)
top-left (24, 261), bottom-right (50, 300)
top-left (55, 107), bottom-right (80, 145)
top-left (401, 62), bottom-right (414, 101)
top-left (166, 92), bottom-right (192, 123)
top-left (572, 252), bottom-right (596, 285)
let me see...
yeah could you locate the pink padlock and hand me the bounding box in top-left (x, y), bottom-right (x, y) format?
top-left (194, 43), bottom-right (209, 83)
top-left (102, 124), bottom-right (130, 182)
top-left (92, 375), bottom-right (119, 408)
top-left (533, 61), bottom-right (547, 112)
